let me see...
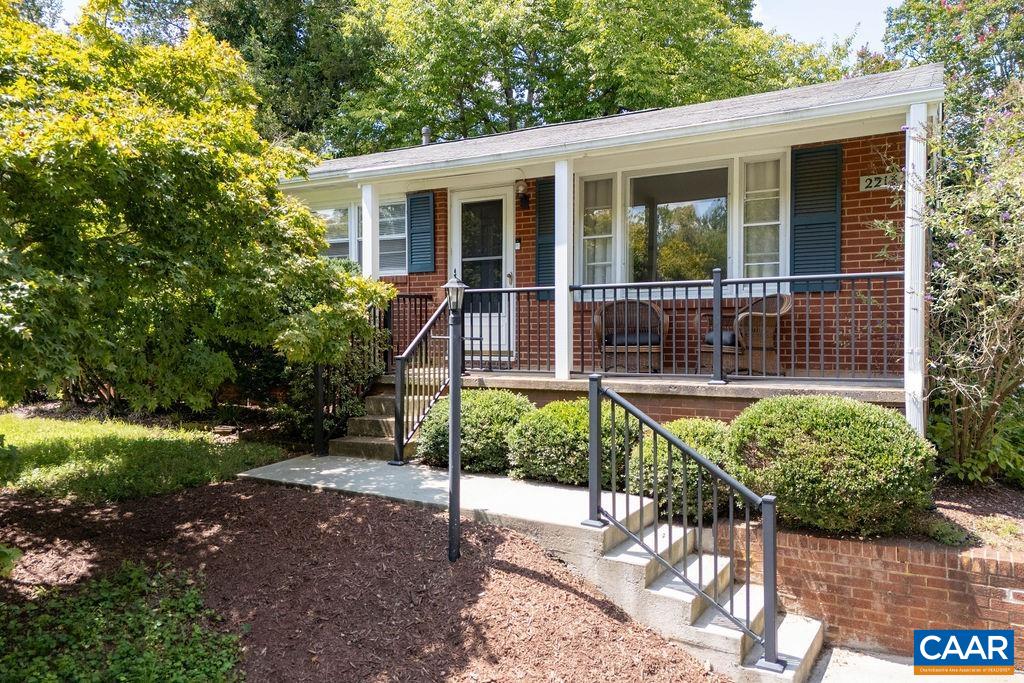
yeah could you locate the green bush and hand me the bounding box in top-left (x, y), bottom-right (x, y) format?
top-left (0, 415), bottom-right (283, 502)
top-left (418, 390), bottom-right (536, 473)
top-left (507, 399), bottom-right (634, 485)
top-left (0, 563), bottom-right (241, 681)
top-left (627, 418), bottom-right (730, 520)
top-left (726, 396), bottom-right (936, 535)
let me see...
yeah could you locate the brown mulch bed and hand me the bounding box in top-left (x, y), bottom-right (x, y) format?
top-left (928, 481), bottom-right (1024, 551)
top-left (1, 482), bottom-right (723, 682)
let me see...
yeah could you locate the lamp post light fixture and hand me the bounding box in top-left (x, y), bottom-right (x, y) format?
top-left (443, 274), bottom-right (467, 562)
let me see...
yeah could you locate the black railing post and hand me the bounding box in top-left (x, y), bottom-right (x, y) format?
top-left (709, 268), bottom-right (726, 384)
top-left (383, 301), bottom-right (395, 373)
top-left (448, 305), bottom-right (463, 561)
top-left (390, 357), bottom-right (406, 466)
top-left (313, 363), bottom-right (326, 456)
top-left (756, 494), bottom-right (786, 673)
top-left (583, 374), bottom-right (607, 528)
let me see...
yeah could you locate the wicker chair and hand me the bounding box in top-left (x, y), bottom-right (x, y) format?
top-left (700, 294), bottom-right (793, 375)
top-left (593, 300), bottom-right (667, 373)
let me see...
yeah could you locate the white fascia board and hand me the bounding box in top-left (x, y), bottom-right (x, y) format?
top-left (284, 85), bottom-right (945, 188)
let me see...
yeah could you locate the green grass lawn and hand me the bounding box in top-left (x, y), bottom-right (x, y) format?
top-left (0, 564), bottom-right (241, 682)
top-left (0, 414), bottom-right (283, 502)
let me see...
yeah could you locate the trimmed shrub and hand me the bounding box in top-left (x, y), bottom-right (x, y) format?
top-left (507, 398), bottom-right (634, 485)
top-left (726, 396), bottom-right (936, 535)
top-left (627, 418), bottom-right (730, 520)
top-left (417, 390), bottom-right (536, 473)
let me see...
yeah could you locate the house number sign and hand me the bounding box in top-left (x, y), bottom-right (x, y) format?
top-left (859, 172), bottom-right (901, 192)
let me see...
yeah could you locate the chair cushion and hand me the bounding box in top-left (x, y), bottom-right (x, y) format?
top-left (604, 332), bottom-right (662, 346)
top-left (703, 331), bottom-right (737, 347)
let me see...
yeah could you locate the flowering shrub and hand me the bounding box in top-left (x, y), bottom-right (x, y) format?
top-left (922, 82), bottom-right (1024, 481)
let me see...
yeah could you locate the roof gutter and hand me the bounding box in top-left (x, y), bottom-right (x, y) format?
top-left (284, 84), bottom-right (944, 187)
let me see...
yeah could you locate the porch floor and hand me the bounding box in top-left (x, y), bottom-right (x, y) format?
top-left (380, 372), bottom-right (904, 406)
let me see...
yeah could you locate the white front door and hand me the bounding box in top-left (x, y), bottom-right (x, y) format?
top-left (451, 188), bottom-right (515, 362)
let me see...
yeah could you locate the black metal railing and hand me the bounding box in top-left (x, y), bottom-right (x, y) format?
top-left (392, 300), bottom-right (449, 463)
top-left (462, 286), bottom-right (556, 373)
top-left (573, 269), bottom-right (903, 381)
top-left (386, 293), bottom-right (435, 372)
top-left (585, 374), bottom-right (785, 673)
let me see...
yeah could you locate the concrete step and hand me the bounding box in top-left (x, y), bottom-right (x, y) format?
top-left (602, 523), bottom-right (695, 587)
top-left (347, 415), bottom-right (396, 438)
top-left (737, 613), bottom-right (825, 683)
top-left (630, 548), bottom-right (737, 643)
top-left (364, 395), bottom-right (395, 416)
top-left (328, 436), bottom-right (415, 460)
top-left (363, 394), bottom-right (440, 417)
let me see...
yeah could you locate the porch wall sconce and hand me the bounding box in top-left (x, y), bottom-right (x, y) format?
top-left (515, 179), bottom-right (529, 210)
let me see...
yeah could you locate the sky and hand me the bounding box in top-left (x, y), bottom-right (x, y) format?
top-left (754, 0), bottom-right (895, 51)
top-left (60, 0), bottom-right (895, 51)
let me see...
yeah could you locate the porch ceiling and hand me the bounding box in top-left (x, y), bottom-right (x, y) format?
top-left (294, 64), bottom-right (943, 186)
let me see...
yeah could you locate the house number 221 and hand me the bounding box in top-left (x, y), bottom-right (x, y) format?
top-left (859, 173), bottom-right (900, 191)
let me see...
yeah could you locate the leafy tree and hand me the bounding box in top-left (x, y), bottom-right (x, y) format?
top-left (333, 0), bottom-right (849, 154)
top-left (885, 0), bottom-right (1023, 126)
top-left (0, 0), bottom-right (393, 411)
top-left (917, 83), bottom-right (1024, 481)
top-left (10, 0), bottom-right (60, 26)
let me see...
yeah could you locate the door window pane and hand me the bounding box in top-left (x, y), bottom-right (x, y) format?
top-left (582, 178), bottom-right (614, 284)
top-left (743, 160), bottom-right (781, 277)
top-left (461, 199), bottom-right (504, 312)
top-left (627, 168), bottom-right (728, 282)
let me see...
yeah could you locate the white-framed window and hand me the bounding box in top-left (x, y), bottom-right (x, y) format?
top-left (575, 153), bottom-right (788, 288)
top-left (317, 199), bottom-right (411, 275)
top-left (378, 199), bottom-right (408, 275)
top-left (742, 159), bottom-right (782, 277)
top-left (319, 207), bottom-right (352, 260)
top-left (582, 177), bottom-right (614, 285)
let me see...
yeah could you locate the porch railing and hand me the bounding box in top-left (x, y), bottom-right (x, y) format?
top-left (462, 286), bottom-right (556, 373)
top-left (392, 300), bottom-right (449, 463)
top-left (573, 269), bottom-right (904, 381)
top-left (585, 374), bottom-right (785, 673)
top-left (386, 293), bottom-right (435, 373)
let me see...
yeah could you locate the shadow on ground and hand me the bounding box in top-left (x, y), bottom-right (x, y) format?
top-left (1, 481), bottom-right (709, 681)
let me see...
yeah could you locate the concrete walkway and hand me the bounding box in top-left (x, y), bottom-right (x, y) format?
top-left (239, 454), bottom-right (630, 534)
top-left (809, 646), bottom-right (1023, 682)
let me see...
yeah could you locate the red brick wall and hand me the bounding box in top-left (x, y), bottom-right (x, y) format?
top-left (490, 387), bottom-right (754, 423)
top-left (718, 527), bottom-right (1024, 668)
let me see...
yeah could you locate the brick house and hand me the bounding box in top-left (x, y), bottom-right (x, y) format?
top-left (282, 64), bottom-right (944, 450)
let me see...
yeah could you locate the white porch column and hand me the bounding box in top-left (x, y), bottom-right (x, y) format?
top-left (360, 183), bottom-right (380, 280)
top-left (554, 158), bottom-right (575, 380)
top-left (904, 103), bottom-right (928, 435)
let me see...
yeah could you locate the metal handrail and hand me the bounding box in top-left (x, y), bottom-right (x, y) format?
top-left (601, 387), bottom-right (762, 506)
top-left (585, 374), bottom-right (785, 673)
top-left (392, 300), bottom-right (449, 464)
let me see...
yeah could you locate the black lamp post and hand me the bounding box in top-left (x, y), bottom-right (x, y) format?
top-left (443, 275), bottom-right (467, 562)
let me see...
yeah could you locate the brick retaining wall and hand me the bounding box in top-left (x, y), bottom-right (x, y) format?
top-left (718, 526), bottom-right (1024, 667)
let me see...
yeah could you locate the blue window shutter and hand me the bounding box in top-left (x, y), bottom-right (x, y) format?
top-left (406, 191), bottom-right (435, 274)
top-left (790, 146), bottom-right (842, 293)
top-left (534, 177), bottom-right (555, 301)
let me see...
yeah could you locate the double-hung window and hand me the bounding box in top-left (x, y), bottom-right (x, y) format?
top-left (742, 159), bottom-right (782, 277)
top-left (581, 178), bottom-right (614, 285)
top-left (378, 200), bottom-right (408, 275)
top-left (319, 206), bottom-right (360, 265)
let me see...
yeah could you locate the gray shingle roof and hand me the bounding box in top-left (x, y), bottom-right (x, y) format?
top-left (306, 64), bottom-right (943, 181)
